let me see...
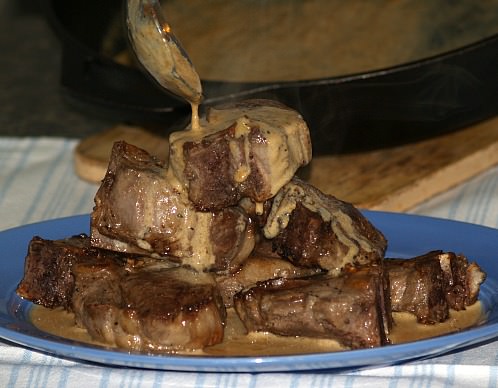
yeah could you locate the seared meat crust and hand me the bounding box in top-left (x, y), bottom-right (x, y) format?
top-left (17, 235), bottom-right (123, 309)
top-left (385, 250), bottom-right (486, 323)
top-left (386, 252), bottom-right (449, 324)
top-left (262, 178), bottom-right (387, 274)
top-left (17, 236), bottom-right (226, 352)
top-left (215, 255), bottom-right (323, 307)
top-left (182, 123), bottom-right (267, 210)
top-left (233, 266), bottom-right (392, 349)
top-left (74, 263), bottom-right (225, 352)
top-left (443, 252), bottom-right (486, 309)
top-left (173, 99), bottom-right (312, 211)
top-left (91, 141), bottom-right (254, 272)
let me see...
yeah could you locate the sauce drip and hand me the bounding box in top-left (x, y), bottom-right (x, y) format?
top-left (190, 102), bottom-right (200, 131)
top-left (127, 0), bottom-right (203, 125)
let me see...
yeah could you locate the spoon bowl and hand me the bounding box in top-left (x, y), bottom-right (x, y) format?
top-left (126, 0), bottom-right (202, 105)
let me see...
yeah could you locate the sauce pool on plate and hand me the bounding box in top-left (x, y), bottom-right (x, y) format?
top-left (30, 302), bottom-right (485, 356)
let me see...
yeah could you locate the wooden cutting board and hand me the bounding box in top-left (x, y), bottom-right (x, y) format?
top-left (74, 117), bottom-right (498, 211)
top-left (307, 117), bottom-right (498, 211)
top-left (74, 125), bottom-right (170, 183)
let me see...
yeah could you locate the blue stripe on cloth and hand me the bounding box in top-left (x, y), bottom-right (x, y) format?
top-left (56, 358), bottom-right (70, 388)
top-left (194, 373), bottom-right (207, 387)
top-left (411, 165), bottom-right (498, 229)
top-left (323, 374), bottom-right (337, 387)
top-left (0, 139), bottom-right (36, 211)
top-left (6, 348), bottom-right (32, 388)
top-left (24, 351), bottom-right (40, 388)
top-left (0, 138), bottom-right (95, 230)
top-left (247, 373), bottom-right (258, 388)
top-left (388, 365), bottom-right (401, 388)
top-left (443, 353), bottom-right (463, 388)
top-left (290, 373), bottom-right (302, 388)
top-left (19, 140), bottom-right (70, 225)
top-left (480, 173), bottom-right (498, 228)
top-left (308, 373), bottom-right (320, 388)
top-left (407, 364), bottom-right (419, 388)
top-left (98, 367), bottom-right (112, 388)
top-left (152, 370), bottom-right (165, 388)
top-left (39, 140), bottom-right (89, 220)
top-left (464, 173), bottom-right (491, 224)
top-left (423, 363), bottom-right (434, 388)
top-left (40, 151), bottom-right (76, 219)
top-left (488, 352), bottom-right (498, 388)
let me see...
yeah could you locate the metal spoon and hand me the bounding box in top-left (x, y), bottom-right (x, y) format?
top-left (126, 0), bottom-right (202, 105)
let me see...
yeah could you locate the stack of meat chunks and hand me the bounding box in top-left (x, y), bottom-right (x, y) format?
top-left (17, 100), bottom-right (485, 352)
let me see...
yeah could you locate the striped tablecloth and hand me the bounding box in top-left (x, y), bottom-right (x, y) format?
top-left (1, 137), bottom-right (498, 388)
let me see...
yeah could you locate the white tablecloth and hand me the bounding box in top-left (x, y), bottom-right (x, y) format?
top-left (1, 137), bottom-right (498, 388)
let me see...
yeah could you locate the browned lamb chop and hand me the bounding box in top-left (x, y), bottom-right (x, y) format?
top-left (215, 255), bottom-right (324, 307)
top-left (233, 265), bottom-right (392, 349)
top-left (168, 99), bottom-right (312, 211)
top-left (17, 236), bottom-right (487, 351)
top-left (91, 141), bottom-right (255, 272)
top-left (91, 98), bottom-right (312, 273)
top-left (439, 251), bottom-right (486, 310)
top-left (385, 251), bottom-right (486, 323)
top-left (260, 178), bottom-right (387, 274)
top-left (17, 235), bottom-right (226, 352)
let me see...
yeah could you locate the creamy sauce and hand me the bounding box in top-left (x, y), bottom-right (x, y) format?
top-left (390, 302), bottom-right (485, 343)
top-left (168, 104), bottom-right (311, 197)
top-left (30, 302), bottom-right (484, 356)
top-left (263, 180), bottom-right (376, 274)
top-left (109, 158), bottom-right (217, 271)
top-left (190, 102), bottom-right (200, 131)
top-left (184, 211), bottom-right (216, 270)
top-left (160, 102), bottom-right (311, 271)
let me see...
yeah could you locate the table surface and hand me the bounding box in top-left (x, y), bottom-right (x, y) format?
top-left (2, 2), bottom-right (498, 388)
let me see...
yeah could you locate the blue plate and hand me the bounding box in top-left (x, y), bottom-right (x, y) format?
top-left (1, 212), bottom-right (498, 372)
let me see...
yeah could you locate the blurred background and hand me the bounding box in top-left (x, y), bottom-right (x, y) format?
top-left (3, 0), bottom-right (498, 155)
top-left (0, 0), bottom-right (114, 138)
